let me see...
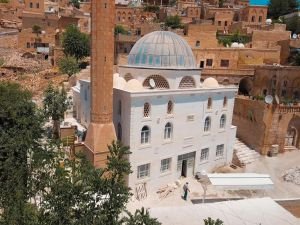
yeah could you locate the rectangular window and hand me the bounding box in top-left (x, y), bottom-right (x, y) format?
top-left (200, 61), bottom-right (204, 68)
top-left (137, 163), bottom-right (150, 179)
top-left (220, 59), bottom-right (229, 67)
top-left (251, 16), bottom-right (255, 22)
top-left (206, 59), bottom-right (213, 67)
top-left (218, 21), bottom-right (221, 26)
top-left (224, 21), bottom-right (228, 26)
top-left (26, 42), bottom-right (30, 48)
top-left (216, 144), bottom-right (224, 157)
top-left (200, 148), bottom-right (209, 161)
top-left (160, 158), bottom-right (171, 173)
top-left (258, 16), bottom-right (262, 22)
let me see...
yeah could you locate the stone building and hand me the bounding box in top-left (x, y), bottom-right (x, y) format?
top-left (233, 66), bottom-right (300, 155)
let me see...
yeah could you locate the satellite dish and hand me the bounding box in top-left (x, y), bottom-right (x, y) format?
top-left (275, 95), bottom-right (280, 105)
top-left (265, 95), bottom-right (273, 104)
top-left (149, 78), bottom-right (156, 89)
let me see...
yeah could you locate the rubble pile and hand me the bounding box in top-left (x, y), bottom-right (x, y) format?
top-left (2, 52), bottom-right (49, 73)
top-left (282, 166), bottom-right (300, 185)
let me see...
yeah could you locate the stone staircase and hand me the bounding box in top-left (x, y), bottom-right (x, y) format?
top-left (284, 145), bottom-right (298, 152)
top-left (232, 139), bottom-right (261, 167)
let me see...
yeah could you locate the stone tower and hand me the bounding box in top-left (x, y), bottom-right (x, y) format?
top-left (84, 0), bottom-right (116, 168)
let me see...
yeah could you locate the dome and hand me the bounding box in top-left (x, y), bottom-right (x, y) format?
top-left (231, 42), bottom-right (239, 48)
top-left (128, 31), bottom-right (196, 69)
top-left (124, 79), bottom-right (144, 92)
top-left (266, 19), bottom-right (272, 25)
top-left (114, 76), bottom-right (126, 89)
top-left (238, 43), bottom-right (245, 48)
top-left (202, 77), bottom-right (219, 88)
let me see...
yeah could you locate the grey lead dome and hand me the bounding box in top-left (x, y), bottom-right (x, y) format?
top-left (128, 31), bottom-right (197, 69)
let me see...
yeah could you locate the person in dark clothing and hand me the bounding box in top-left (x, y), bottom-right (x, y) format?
top-left (183, 182), bottom-right (190, 200)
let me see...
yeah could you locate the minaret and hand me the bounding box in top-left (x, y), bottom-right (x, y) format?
top-left (84, 0), bottom-right (116, 168)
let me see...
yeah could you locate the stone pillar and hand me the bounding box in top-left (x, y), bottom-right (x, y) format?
top-left (84, 0), bottom-right (116, 168)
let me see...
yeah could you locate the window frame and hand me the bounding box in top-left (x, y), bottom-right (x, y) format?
top-left (160, 158), bottom-right (171, 173)
top-left (220, 114), bottom-right (226, 129)
top-left (137, 163), bottom-right (150, 179)
top-left (141, 126), bottom-right (150, 144)
top-left (216, 144), bottom-right (224, 158)
top-left (200, 148), bottom-right (209, 162)
top-left (164, 122), bottom-right (173, 140)
top-left (204, 117), bottom-right (211, 132)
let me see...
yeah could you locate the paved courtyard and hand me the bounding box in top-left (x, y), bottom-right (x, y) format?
top-left (127, 150), bottom-right (300, 216)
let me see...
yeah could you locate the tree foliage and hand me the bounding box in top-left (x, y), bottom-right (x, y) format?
top-left (284, 15), bottom-right (300, 34)
top-left (32, 25), bottom-right (42, 35)
top-left (0, 82), bottom-right (44, 225)
top-left (115, 25), bottom-right (128, 35)
top-left (0, 83), bottom-right (160, 225)
top-left (62, 25), bottom-right (90, 61)
top-left (143, 5), bottom-right (160, 13)
top-left (70, 0), bottom-right (80, 9)
top-left (58, 56), bottom-right (80, 77)
top-left (268, 0), bottom-right (299, 19)
top-left (204, 217), bottom-right (224, 225)
top-left (43, 84), bottom-right (71, 138)
top-left (165, 15), bottom-right (182, 29)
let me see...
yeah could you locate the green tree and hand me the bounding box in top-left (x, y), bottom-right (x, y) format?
top-left (121, 208), bottom-right (161, 225)
top-left (62, 25), bottom-right (90, 61)
top-left (293, 53), bottom-right (300, 66)
top-left (70, 0), bottom-right (80, 9)
top-left (32, 25), bottom-right (42, 35)
top-left (165, 15), bottom-right (182, 29)
top-left (284, 15), bottom-right (300, 34)
top-left (268, 0), bottom-right (299, 19)
top-left (43, 84), bottom-right (71, 139)
top-left (144, 5), bottom-right (160, 13)
top-left (204, 217), bottom-right (224, 225)
top-left (0, 82), bottom-right (44, 225)
top-left (115, 25), bottom-right (128, 35)
top-left (219, 0), bottom-right (224, 8)
top-left (58, 56), bottom-right (80, 77)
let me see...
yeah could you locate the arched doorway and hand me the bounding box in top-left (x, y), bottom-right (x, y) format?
top-left (238, 77), bottom-right (253, 96)
top-left (285, 127), bottom-right (297, 146)
top-left (284, 117), bottom-right (300, 149)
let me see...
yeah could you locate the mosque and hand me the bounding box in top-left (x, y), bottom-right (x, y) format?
top-left (73, 30), bottom-right (238, 193)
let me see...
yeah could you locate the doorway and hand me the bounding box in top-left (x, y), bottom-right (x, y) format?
top-left (181, 160), bottom-right (187, 177)
top-left (285, 127), bottom-right (297, 146)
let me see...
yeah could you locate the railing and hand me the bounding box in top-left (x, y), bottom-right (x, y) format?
top-left (278, 105), bottom-right (300, 113)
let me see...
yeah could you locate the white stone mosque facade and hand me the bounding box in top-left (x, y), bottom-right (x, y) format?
top-left (73, 31), bottom-right (237, 193)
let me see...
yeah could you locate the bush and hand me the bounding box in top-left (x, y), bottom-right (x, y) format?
top-left (165, 15), bottom-right (182, 29)
top-left (58, 56), bottom-right (80, 77)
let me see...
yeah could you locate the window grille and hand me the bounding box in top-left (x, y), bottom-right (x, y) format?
top-left (143, 75), bottom-right (170, 89)
top-left (200, 148), bottom-right (209, 161)
top-left (179, 76), bottom-right (196, 89)
top-left (137, 163), bottom-right (150, 179)
top-left (216, 144), bottom-right (224, 157)
top-left (160, 158), bottom-right (171, 173)
top-left (207, 97), bottom-right (212, 109)
top-left (143, 102), bottom-right (150, 118)
top-left (223, 97), bottom-right (227, 107)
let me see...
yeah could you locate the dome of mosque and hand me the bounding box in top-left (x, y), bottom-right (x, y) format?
top-left (202, 77), bottom-right (219, 88)
top-left (124, 79), bottom-right (144, 92)
top-left (128, 31), bottom-right (196, 69)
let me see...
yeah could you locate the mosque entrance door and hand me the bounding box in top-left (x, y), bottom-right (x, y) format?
top-left (177, 152), bottom-right (195, 178)
top-left (181, 160), bottom-right (187, 177)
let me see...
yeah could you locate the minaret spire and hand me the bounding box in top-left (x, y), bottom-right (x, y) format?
top-left (84, 0), bottom-right (116, 168)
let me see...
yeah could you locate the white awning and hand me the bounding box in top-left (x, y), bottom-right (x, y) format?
top-left (207, 173), bottom-right (274, 190)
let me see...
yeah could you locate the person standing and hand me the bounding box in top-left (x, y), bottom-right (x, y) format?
top-left (183, 182), bottom-right (190, 200)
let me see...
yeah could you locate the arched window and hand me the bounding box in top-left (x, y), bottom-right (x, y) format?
top-left (196, 40), bottom-right (200, 47)
top-left (117, 123), bottom-right (122, 141)
top-left (143, 102), bottom-right (150, 118)
top-left (220, 114), bottom-right (226, 129)
top-left (207, 97), bottom-right (212, 109)
top-left (223, 97), bottom-right (227, 107)
top-left (141, 126), bottom-right (150, 144)
top-left (167, 100), bottom-right (174, 114)
top-left (204, 117), bottom-right (211, 132)
top-left (143, 75), bottom-right (170, 89)
top-left (164, 122), bottom-right (173, 140)
top-left (179, 76), bottom-right (196, 89)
